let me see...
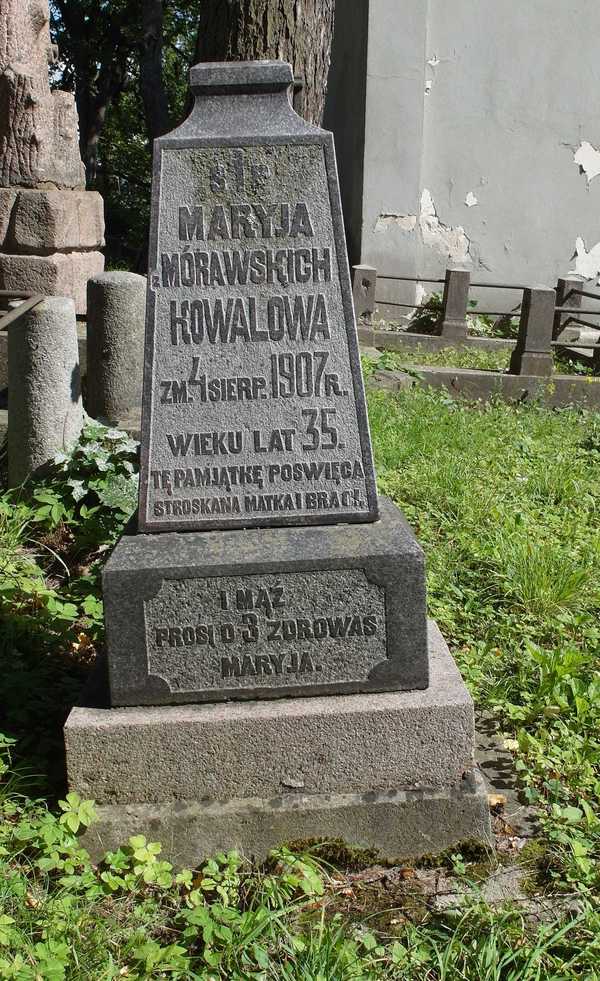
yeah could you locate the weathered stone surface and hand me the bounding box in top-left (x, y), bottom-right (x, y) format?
top-left (103, 497), bottom-right (428, 705)
top-left (8, 296), bottom-right (83, 485)
top-left (80, 773), bottom-right (492, 867)
top-left (65, 623), bottom-right (492, 864)
top-left (67, 621), bottom-right (470, 801)
top-left (0, 188), bottom-right (16, 244)
top-left (138, 60), bottom-right (377, 532)
top-left (86, 272), bottom-right (146, 422)
top-left (0, 0), bottom-right (85, 189)
top-left (2, 190), bottom-right (105, 252)
top-left (0, 250), bottom-right (104, 314)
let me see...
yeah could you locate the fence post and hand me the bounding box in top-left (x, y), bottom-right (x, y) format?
top-left (553, 275), bottom-right (583, 339)
top-left (439, 266), bottom-right (470, 338)
top-left (509, 287), bottom-right (555, 376)
top-left (352, 264), bottom-right (377, 321)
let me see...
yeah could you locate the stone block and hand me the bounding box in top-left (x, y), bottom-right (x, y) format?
top-left (0, 250), bottom-right (104, 314)
top-left (65, 622), bottom-right (491, 863)
top-left (103, 497), bottom-right (428, 706)
top-left (81, 773), bottom-right (491, 867)
top-left (6, 190), bottom-right (105, 252)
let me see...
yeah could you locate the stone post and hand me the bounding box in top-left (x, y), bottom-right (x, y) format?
top-left (0, 0), bottom-right (104, 313)
top-left (352, 264), bottom-right (377, 321)
top-left (439, 266), bottom-right (470, 339)
top-left (553, 276), bottom-right (583, 339)
top-left (509, 287), bottom-right (555, 376)
top-left (8, 296), bottom-right (83, 485)
top-left (86, 272), bottom-right (146, 424)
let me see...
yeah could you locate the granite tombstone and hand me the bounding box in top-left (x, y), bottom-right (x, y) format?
top-left (64, 61), bottom-right (491, 863)
top-left (138, 61), bottom-right (378, 533)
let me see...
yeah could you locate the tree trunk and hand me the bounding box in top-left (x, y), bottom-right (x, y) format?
top-left (195, 0), bottom-right (335, 126)
top-left (139, 0), bottom-right (170, 145)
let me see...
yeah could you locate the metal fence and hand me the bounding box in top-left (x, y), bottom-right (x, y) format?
top-left (352, 265), bottom-right (600, 376)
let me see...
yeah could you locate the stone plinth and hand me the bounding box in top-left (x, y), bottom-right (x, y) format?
top-left (103, 498), bottom-right (428, 706)
top-left (0, 0), bottom-right (104, 312)
top-left (65, 622), bottom-right (492, 865)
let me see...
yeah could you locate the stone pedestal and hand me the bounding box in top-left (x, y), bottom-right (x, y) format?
top-left (65, 622), bottom-right (491, 865)
top-left (0, 2), bottom-right (104, 312)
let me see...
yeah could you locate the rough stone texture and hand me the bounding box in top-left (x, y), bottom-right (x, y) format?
top-left (0, 1), bottom-right (103, 314)
top-left (0, 0), bottom-right (85, 189)
top-left (80, 772), bottom-right (491, 867)
top-left (138, 60), bottom-right (377, 533)
top-left (68, 622), bottom-right (466, 802)
top-left (8, 296), bottom-right (83, 485)
top-left (0, 251), bottom-right (104, 315)
top-left (86, 272), bottom-right (146, 422)
top-left (65, 623), bottom-right (491, 863)
top-left (103, 497), bottom-right (428, 705)
top-left (0, 189), bottom-right (105, 252)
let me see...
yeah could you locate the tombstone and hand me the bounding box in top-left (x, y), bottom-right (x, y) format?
top-left (64, 62), bottom-right (491, 864)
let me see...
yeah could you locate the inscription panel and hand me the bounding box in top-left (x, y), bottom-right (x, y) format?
top-left (144, 569), bottom-right (386, 695)
top-left (139, 139), bottom-right (378, 531)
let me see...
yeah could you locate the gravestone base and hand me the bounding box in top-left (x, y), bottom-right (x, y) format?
top-left (64, 623), bottom-right (492, 865)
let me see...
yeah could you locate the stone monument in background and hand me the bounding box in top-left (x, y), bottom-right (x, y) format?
top-left (65, 62), bottom-right (491, 865)
top-left (0, 0), bottom-right (104, 313)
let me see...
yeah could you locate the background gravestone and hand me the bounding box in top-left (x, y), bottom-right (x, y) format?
top-left (138, 61), bottom-right (377, 532)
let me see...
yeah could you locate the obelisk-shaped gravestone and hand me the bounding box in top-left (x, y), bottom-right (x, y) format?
top-left (138, 61), bottom-right (377, 533)
top-left (65, 62), bottom-right (491, 865)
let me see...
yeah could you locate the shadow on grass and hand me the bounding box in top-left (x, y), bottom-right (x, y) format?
top-left (0, 621), bottom-right (93, 801)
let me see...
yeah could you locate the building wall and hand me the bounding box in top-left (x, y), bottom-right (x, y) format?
top-left (326, 0), bottom-right (600, 310)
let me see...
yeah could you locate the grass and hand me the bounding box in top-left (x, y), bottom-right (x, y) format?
top-left (1, 390), bottom-right (600, 977)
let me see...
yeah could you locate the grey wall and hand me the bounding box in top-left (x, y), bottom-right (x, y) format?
top-left (326, 0), bottom-right (600, 311)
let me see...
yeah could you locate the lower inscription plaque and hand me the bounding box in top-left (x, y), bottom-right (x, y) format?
top-left (146, 570), bottom-right (386, 694)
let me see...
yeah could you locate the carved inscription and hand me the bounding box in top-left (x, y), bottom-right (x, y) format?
top-left (139, 142), bottom-right (377, 530)
top-left (144, 570), bottom-right (387, 693)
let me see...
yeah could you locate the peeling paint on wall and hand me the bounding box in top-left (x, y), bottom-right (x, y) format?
top-left (465, 191), bottom-right (478, 207)
top-left (419, 189), bottom-right (471, 263)
top-left (574, 141), bottom-right (600, 183)
top-left (374, 212), bottom-right (417, 233)
top-left (571, 236), bottom-right (600, 280)
top-left (374, 190), bottom-right (471, 263)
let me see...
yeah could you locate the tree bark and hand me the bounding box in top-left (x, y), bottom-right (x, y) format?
top-left (138, 0), bottom-right (171, 145)
top-left (195, 0), bottom-right (335, 126)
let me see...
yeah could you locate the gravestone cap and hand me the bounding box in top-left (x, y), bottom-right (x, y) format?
top-left (190, 60), bottom-right (293, 94)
